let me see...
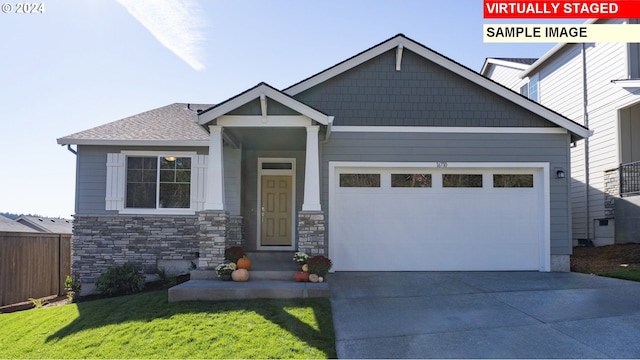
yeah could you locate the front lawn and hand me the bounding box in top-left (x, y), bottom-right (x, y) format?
top-left (0, 290), bottom-right (335, 359)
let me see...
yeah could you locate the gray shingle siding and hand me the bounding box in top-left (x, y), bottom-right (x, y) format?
top-left (320, 131), bottom-right (572, 255)
top-left (295, 49), bottom-right (555, 128)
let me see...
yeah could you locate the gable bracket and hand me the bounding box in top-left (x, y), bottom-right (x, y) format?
top-left (396, 44), bottom-right (404, 71)
top-left (260, 93), bottom-right (267, 123)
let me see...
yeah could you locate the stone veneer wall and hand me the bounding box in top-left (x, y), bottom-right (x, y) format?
top-left (604, 168), bottom-right (619, 217)
top-left (227, 215), bottom-right (244, 247)
top-left (72, 215), bottom-right (199, 284)
top-left (297, 211), bottom-right (326, 255)
top-left (197, 210), bottom-right (229, 269)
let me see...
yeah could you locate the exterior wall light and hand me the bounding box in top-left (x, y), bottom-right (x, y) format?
top-left (556, 170), bottom-right (566, 179)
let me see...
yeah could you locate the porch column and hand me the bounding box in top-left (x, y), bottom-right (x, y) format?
top-left (205, 125), bottom-right (225, 210)
top-left (302, 125), bottom-right (321, 211)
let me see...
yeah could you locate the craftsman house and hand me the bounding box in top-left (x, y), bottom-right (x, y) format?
top-left (58, 34), bottom-right (591, 291)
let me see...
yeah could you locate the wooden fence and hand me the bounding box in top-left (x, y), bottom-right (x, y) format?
top-left (0, 232), bottom-right (71, 306)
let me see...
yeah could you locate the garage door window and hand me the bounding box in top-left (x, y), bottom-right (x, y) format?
top-left (391, 174), bottom-right (432, 187)
top-left (340, 174), bottom-right (380, 187)
top-left (443, 174), bottom-right (483, 188)
top-left (493, 174), bottom-right (534, 188)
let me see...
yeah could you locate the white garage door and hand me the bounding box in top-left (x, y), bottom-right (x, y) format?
top-left (329, 164), bottom-right (549, 271)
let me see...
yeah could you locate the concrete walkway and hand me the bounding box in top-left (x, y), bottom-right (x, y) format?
top-left (330, 272), bottom-right (640, 358)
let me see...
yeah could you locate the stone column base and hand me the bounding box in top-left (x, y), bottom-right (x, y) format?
top-left (197, 210), bottom-right (229, 269)
top-left (298, 211), bottom-right (325, 255)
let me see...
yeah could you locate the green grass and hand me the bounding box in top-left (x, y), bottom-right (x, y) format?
top-left (0, 290), bottom-right (336, 359)
top-left (600, 268), bottom-right (640, 282)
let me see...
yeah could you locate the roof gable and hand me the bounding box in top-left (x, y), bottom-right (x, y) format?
top-left (284, 34), bottom-right (591, 140)
top-left (293, 48), bottom-right (559, 129)
top-left (197, 83), bottom-right (332, 125)
top-left (480, 57), bottom-right (537, 77)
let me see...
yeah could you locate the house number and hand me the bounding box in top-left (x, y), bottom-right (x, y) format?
top-left (437, 162), bottom-right (448, 168)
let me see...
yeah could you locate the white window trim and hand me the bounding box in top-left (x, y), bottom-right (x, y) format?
top-left (108, 151), bottom-right (205, 215)
top-left (257, 157), bottom-right (296, 251)
top-left (328, 161), bottom-right (551, 272)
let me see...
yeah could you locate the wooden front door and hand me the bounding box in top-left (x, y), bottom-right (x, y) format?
top-left (261, 175), bottom-right (293, 246)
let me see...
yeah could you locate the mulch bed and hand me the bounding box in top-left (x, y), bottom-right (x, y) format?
top-left (571, 243), bottom-right (640, 274)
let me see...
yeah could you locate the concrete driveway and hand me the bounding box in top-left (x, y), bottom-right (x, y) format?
top-left (330, 272), bottom-right (640, 358)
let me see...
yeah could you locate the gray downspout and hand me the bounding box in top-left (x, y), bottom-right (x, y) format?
top-left (582, 43), bottom-right (591, 244)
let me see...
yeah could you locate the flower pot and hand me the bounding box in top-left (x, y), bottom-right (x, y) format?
top-left (219, 274), bottom-right (232, 281)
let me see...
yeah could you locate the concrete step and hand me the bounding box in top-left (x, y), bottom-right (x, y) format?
top-left (245, 251), bottom-right (298, 271)
top-left (191, 269), bottom-right (296, 281)
top-left (168, 279), bottom-right (330, 302)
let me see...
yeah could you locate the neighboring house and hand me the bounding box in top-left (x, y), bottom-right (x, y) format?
top-left (0, 215), bottom-right (39, 233)
top-left (57, 34), bottom-right (590, 291)
top-left (482, 18), bottom-right (640, 246)
top-left (15, 216), bottom-right (73, 234)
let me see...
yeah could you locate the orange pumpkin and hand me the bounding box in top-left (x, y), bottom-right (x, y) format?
top-left (231, 269), bottom-right (250, 282)
top-left (294, 271), bottom-right (309, 282)
top-left (237, 257), bottom-right (252, 270)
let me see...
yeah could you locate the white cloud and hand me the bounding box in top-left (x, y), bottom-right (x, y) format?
top-left (116, 0), bottom-right (207, 71)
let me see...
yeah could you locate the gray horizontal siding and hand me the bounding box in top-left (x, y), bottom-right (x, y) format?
top-left (295, 49), bottom-right (556, 128)
top-left (320, 132), bottom-right (572, 255)
top-left (76, 145), bottom-right (209, 215)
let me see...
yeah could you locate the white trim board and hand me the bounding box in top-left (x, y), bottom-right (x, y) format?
top-left (331, 126), bottom-right (568, 134)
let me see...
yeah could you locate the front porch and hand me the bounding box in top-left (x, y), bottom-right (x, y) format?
top-left (195, 83), bottom-right (333, 269)
top-left (169, 251), bottom-right (330, 302)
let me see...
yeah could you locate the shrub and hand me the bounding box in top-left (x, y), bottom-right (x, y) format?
top-left (307, 255), bottom-right (332, 276)
top-left (64, 275), bottom-right (82, 302)
top-left (224, 246), bottom-right (246, 263)
top-left (96, 263), bottom-right (145, 296)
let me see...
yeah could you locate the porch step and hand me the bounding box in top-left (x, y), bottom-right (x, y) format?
top-left (190, 251), bottom-right (299, 281)
top-left (168, 279), bottom-right (330, 302)
top-left (245, 251), bottom-right (298, 271)
top-left (191, 269), bottom-right (296, 281)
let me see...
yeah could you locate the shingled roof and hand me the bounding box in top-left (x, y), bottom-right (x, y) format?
top-left (493, 58), bottom-right (538, 65)
top-left (57, 103), bottom-right (213, 145)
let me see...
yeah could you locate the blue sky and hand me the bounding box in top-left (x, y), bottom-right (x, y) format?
top-left (0, 0), bottom-right (582, 218)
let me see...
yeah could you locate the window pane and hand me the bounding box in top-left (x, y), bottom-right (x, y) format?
top-left (176, 170), bottom-right (191, 182)
top-left (339, 174), bottom-right (380, 187)
top-left (160, 184), bottom-right (190, 208)
top-left (493, 174), bottom-right (534, 188)
top-left (126, 183), bottom-right (156, 208)
top-left (262, 162), bottom-right (292, 170)
top-left (126, 157), bottom-right (157, 208)
top-left (392, 174), bottom-right (432, 187)
top-left (160, 170), bottom-right (175, 182)
top-left (159, 157), bottom-right (191, 208)
top-left (443, 174), bottom-right (483, 188)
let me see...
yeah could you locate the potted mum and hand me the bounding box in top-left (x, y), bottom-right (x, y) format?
top-left (307, 255), bottom-right (332, 278)
top-left (224, 246), bottom-right (246, 263)
top-left (215, 262), bottom-right (236, 281)
top-left (293, 252), bottom-right (309, 268)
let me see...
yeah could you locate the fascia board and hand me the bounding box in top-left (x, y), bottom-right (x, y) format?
top-left (56, 138), bottom-right (209, 146)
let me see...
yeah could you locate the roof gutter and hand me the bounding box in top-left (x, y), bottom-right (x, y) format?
top-left (65, 144), bottom-right (77, 156)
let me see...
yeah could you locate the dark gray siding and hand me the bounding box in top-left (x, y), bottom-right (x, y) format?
top-left (75, 145), bottom-right (209, 215)
top-left (320, 132), bottom-right (572, 255)
top-left (242, 150), bottom-right (305, 251)
top-left (295, 49), bottom-right (556, 128)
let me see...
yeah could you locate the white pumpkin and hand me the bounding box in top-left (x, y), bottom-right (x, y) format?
top-left (231, 268), bottom-right (249, 282)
